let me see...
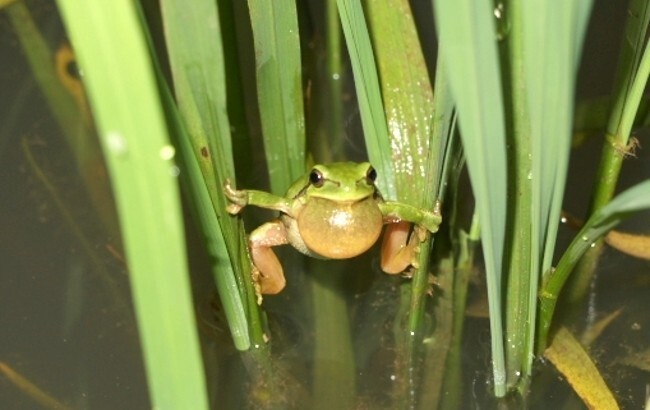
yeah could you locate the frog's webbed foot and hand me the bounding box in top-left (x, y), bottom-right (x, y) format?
top-left (223, 179), bottom-right (248, 214)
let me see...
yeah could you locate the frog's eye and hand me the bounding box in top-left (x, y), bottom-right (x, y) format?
top-left (309, 169), bottom-right (325, 187)
top-left (366, 166), bottom-right (377, 184)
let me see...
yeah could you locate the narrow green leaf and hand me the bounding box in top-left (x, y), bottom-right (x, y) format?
top-left (159, 0), bottom-right (252, 350)
top-left (433, 0), bottom-right (508, 396)
top-left (336, 0), bottom-right (395, 199)
top-left (607, 0), bottom-right (650, 138)
top-left (516, 0), bottom-right (593, 384)
top-left (55, 0), bottom-right (209, 407)
top-left (521, 0), bottom-right (593, 273)
top-left (365, 0), bottom-right (436, 204)
top-left (590, 0), bottom-right (650, 213)
top-left (567, 0), bottom-right (650, 314)
top-left (539, 180), bottom-right (650, 350)
top-left (160, 0), bottom-right (234, 202)
top-left (618, 34), bottom-right (650, 143)
top-left (365, 2), bottom-right (449, 405)
top-left (247, 0), bottom-right (305, 193)
top-left (160, 83), bottom-right (251, 350)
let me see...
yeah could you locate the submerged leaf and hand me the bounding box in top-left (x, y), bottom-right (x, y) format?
top-left (545, 327), bottom-right (619, 410)
top-left (617, 347), bottom-right (650, 372)
top-left (605, 230), bottom-right (650, 260)
top-left (0, 362), bottom-right (72, 410)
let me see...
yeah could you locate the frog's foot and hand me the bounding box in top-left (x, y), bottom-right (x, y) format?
top-left (421, 203), bottom-right (442, 234)
top-left (408, 226), bottom-right (431, 269)
top-left (381, 222), bottom-right (431, 274)
top-left (223, 179), bottom-right (249, 214)
top-left (380, 221), bottom-right (413, 274)
top-left (250, 267), bottom-right (264, 305)
top-left (401, 266), bottom-right (416, 279)
top-left (426, 273), bottom-right (439, 296)
top-left (249, 220), bottom-right (289, 303)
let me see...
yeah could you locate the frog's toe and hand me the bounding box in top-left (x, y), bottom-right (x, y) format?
top-left (251, 267), bottom-right (264, 305)
top-left (223, 179), bottom-right (248, 210)
top-left (423, 213), bottom-right (442, 233)
top-left (226, 203), bottom-right (243, 215)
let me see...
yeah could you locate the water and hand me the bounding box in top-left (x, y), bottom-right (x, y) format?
top-left (0, 3), bottom-right (148, 408)
top-left (2, 0), bottom-right (649, 408)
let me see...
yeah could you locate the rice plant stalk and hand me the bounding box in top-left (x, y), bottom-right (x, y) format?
top-left (538, 180), bottom-right (650, 349)
top-left (506, 0), bottom-right (593, 389)
top-left (566, 0), bottom-right (650, 305)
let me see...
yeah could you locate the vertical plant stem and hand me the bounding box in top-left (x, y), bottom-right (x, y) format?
top-left (326, 0), bottom-right (344, 158)
top-left (365, 1), bottom-right (443, 404)
top-left (433, 0), bottom-right (508, 396)
top-left (419, 256), bottom-right (454, 408)
top-left (311, 262), bottom-right (355, 410)
top-left (538, 181), bottom-right (650, 351)
top-left (503, 0), bottom-right (533, 390)
top-left (566, 0), bottom-right (650, 304)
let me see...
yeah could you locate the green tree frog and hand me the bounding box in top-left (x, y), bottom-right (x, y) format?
top-left (224, 162), bottom-right (441, 302)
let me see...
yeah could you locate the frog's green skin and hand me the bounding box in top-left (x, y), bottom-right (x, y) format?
top-left (224, 162), bottom-right (441, 302)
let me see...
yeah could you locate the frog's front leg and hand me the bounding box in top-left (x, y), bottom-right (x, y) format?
top-left (379, 200), bottom-right (442, 233)
top-left (248, 220), bottom-right (290, 303)
top-left (224, 179), bottom-right (293, 216)
top-left (379, 201), bottom-right (442, 274)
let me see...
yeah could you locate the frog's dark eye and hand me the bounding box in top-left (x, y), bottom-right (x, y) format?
top-left (366, 166), bottom-right (377, 184)
top-left (309, 169), bottom-right (324, 187)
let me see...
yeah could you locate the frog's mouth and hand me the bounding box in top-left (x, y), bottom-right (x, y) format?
top-left (308, 191), bottom-right (374, 204)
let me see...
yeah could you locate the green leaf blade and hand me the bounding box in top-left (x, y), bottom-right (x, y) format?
top-left (337, 0), bottom-right (396, 199)
top-left (433, 0), bottom-right (508, 396)
top-left (247, 0), bottom-right (306, 193)
top-left (160, 0), bottom-right (252, 350)
top-left (55, 0), bottom-right (209, 407)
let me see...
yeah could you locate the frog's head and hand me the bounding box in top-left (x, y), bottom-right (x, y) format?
top-left (302, 162), bottom-right (378, 202)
